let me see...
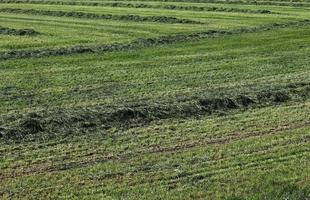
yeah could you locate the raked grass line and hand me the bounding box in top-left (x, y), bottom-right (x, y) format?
top-left (0, 26), bottom-right (39, 36)
top-left (0, 100), bottom-right (309, 199)
top-left (0, 1), bottom-right (309, 199)
top-left (0, 25), bottom-right (309, 114)
top-left (0, 13), bottom-right (208, 52)
top-left (42, 0), bottom-right (310, 7)
top-left (0, 24), bottom-right (309, 142)
top-left (0, 8), bottom-right (203, 24)
top-left (0, 0), bottom-right (277, 14)
top-left (1, 80), bottom-right (309, 142)
top-left (80, 0), bottom-right (310, 7)
top-left (0, 19), bottom-right (309, 60)
top-left (0, 1), bottom-right (308, 52)
top-left (0, 3), bottom-right (294, 23)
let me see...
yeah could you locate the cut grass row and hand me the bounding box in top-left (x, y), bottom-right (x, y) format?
top-left (48, 0), bottom-right (310, 7)
top-left (0, 25), bottom-right (309, 141)
top-left (0, 26), bottom-right (39, 36)
top-left (0, 100), bottom-right (309, 199)
top-left (1, 81), bottom-right (309, 142)
top-left (0, 2), bottom-right (298, 23)
top-left (1, 75), bottom-right (310, 142)
top-left (1, 25), bottom-right (309, 113)
top-left (0, 8), bottom-right (202, 24)
top-left (87, 0), bottom-right (310, 7)
top-left (0, 0), bottom-right (276, 14)
top-left (1, 19), bottom-right (309, 60)
top-left (0, 13), bottom-right (208, 52)
top-left (0, 2), bottom-right (309, 199)
top-left (1, 1), bottom-right (308, 52)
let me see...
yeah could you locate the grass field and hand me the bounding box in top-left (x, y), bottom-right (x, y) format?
top-left (0, 0), bottom-right (309, 199)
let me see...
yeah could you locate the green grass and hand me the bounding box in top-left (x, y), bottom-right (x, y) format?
top-left (0, 13), bottom-right (207, 52)
top-left (0, 0), bottom-right (309, 199)
top-left (1, 25), bottom-right (309, 114)
top-left (1, 101), bottom-right (309, 199)
top-left (0, 1), bottom-right (309, 51)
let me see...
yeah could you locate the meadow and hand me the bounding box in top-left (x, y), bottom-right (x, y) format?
top-left (0, 0), bottom-right (309, 199)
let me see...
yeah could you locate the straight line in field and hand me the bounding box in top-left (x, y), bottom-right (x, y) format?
top-left (0, 8), bottom-right (203, 24)
top-left (0, 19), bottom-right (309, 60)
top-left (0, 0), bottom-right (277, 14)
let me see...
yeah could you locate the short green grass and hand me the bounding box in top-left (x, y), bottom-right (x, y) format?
top-left (1, 25), bottom-right (309, 114)
top-left (0, 1), bottom-right (309, 51)
top-left (0, 0), bottom-right (309, 199)
top-left (1, 100), bottom-right (309, 199)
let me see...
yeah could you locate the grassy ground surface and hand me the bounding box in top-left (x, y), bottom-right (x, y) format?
top-left (0, 0), bottom-right (309, 199)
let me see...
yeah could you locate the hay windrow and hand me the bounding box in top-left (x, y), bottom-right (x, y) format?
top-left (0, 26), bottom-right (39, 36)
top-left (0, 8), bottom-right (202, 24)
top-left (0, 0), bottom-right (276, 14)
top-left (0, 82), bottom-right (309, 142)
top-left (0, 19), bottom-right (309, 60)
top-left (44, 0), bottom-right (309, 7)
top-left (5, 0), bottom-right (307, 7)
top-left (152, 0), bottom-right (310, 7)
top-left (162, 0), bottom-right (310, 7)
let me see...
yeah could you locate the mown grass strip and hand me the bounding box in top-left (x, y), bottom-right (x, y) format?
top-left (0, 81), bottom-right (309, 142)
top-left (0, 8), bottom-right (202, 24)
top-left (89, 0), bottom-right (310, 7)
top-left (0, 97), bottom-right (308, 198)
top-left (0, 19), bottom-right (309, 60)
top-left (0, 26), bottom-right (39, 36)
top-left (185, 0), bottom-right (310, 7)
top-left (0, 0), bottom-right (276, 14)
top-left (1, 126), bottom-right (307, 180)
